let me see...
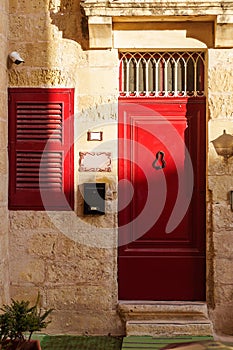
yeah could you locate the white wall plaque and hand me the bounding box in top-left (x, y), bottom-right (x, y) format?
top-left (79, 152), bottom-right (111, 172)
top-left (87, 131), bottom-right (103, 141)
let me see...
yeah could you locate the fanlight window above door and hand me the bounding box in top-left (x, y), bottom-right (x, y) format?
top-left (119, 51), bottom-right (205, 97)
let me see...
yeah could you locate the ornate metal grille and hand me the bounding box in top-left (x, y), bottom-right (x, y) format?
top-left (119, 51), bottom-right (205, 97)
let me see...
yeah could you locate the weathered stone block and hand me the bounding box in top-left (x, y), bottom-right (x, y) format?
top-left (208, 175), bottom-right (233, 201)
top-left (0, 92), bottom-right (8, 120)
top-left (46, 255), bottom-right (113, 284)
top-left (10, 258), bottom-right (45, 284)
top-left (208, 49), bottom-right (233, 70)
top-left (213, 231), bottom-right (233, 259)
top-left (0, 287), bottom-right (9, 306)
top-left (77, 96), bottom-right (117, 115)
top-left (68, 216), bottom-right (118, 249)
top-left (27, 41), bottom-right (56, 67)
top-left (10, 14), bottom-right (51, 41)
top-left (0, 122), bottom-right (7, 149)
top-left (210, 304), bottom-right (233, 335)
top-left (46, 284), bottom-right (115, 311)
top-left (9, 15), bottom-right (26, 41)
top-left (78, 67), bottom-right (118, 96)
top-left (47, 234), bottom-right (84, 259)
top-left (214, 258), bottom-right (233, 284)
top-left (208, 95), bottom-right (233, 120)
top-left (9, 210), bottom-right (55, 234)
top-left (27, 232), bottom-right (58, 258)
top-left (88, 49), bottom-right (118, 67)
top-left (0, 235), bottom-right (8, 257)
top-left (51, 13), bottom-right (85, 42)
top-left (44, 211), bottom-right (75, 233)
top-left (47, 309), bottom-right (123, 335)
top-left (0, 15), bottom-right (8, 40)
top-left (208, 156), bottom-right (227, 176)
top-left (23, 41), bottom-right (70, 68)
top-left (0, 0), bottom-right (8, 12)
top-left (0, 207), bottom-right (8, 235)
top-left (8, 68), bottom-right (73, 87)
top-left (9, 0), bottom-right (49, 14)
top-left (0, 76), bottom-right (8, 94)
top-left (214, 284), bottom-right (233, 305)
top-left (0, 262), bottom-right (8, 284)
top-left (0, 175), bottom-right (7, 203)
top-left (212, 203), bottom-right (233, 232)
top-left (9, 285), bottom-right (43, 305)
top-left (209, 72), bottom-right (233, 93)
top-left (8, 0), bottom-right (18, 12)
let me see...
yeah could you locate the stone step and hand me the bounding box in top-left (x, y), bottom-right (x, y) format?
top-left (118, 301), bottom-right (213, 337)
top-left (126, 320), bottom-right (213, 337)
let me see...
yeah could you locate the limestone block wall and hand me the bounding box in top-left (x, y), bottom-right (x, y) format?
top-left (0, 0), bottom-right (9, 305)
top-left (208, 49), bottom-right (233, 335)
top-left (8, 0), bottom-right (122, 335)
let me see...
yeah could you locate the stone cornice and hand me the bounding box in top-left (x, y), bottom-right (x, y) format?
top-left (82, 0), bottom-right (233, 19)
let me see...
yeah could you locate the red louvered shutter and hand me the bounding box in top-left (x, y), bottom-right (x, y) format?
top-left (8, 88), bottom-right (74, 210)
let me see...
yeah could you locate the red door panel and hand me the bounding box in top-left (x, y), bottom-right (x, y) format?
top-left (118, 97), bottom-right (206, 301)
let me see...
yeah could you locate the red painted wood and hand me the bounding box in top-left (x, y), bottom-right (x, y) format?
top-left (118, 97), bottom-right (206, 300)
top-left (8, 88), bottom-right (74, 210)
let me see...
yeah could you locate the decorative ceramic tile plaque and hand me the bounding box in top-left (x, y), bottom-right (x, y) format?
top-left (79, 152), bottom-right (111, 172)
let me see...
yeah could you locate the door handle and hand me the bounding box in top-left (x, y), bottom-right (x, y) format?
top-left (152, 151), bottom-right (166, 170)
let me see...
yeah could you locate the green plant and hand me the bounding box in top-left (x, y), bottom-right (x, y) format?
top-left (0, 293), bottom-right (53, 348)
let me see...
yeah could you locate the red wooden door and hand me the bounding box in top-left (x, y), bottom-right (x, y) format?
top-left (118, 97), bottom-right (206, 301)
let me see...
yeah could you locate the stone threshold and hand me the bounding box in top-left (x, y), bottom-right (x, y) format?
top-left (118, 301), bottom-right (214, 337)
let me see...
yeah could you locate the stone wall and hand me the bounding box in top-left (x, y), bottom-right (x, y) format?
top-left (0, 0), bottom-right (9, 305)
top-left (8, 0), bottom-right (122, 335)
top-left (208, 49), bottom-right (233, 336)
top-left (9, 211), bottom-right (122, 335)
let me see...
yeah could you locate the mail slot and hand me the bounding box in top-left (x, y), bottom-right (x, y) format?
top-left (83, 183), bottom-right (105, 215)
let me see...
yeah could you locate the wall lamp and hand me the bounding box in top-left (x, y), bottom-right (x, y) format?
top-left (211, 130), bottom-right (233, 161)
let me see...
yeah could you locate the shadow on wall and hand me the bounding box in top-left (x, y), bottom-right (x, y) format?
top-left (49, 0), bottom-right (89, 50)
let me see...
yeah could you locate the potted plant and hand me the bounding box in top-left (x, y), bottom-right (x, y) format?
top-left (0, 293), bottom-right (53, 350)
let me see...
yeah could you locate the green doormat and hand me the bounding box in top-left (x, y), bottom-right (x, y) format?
top-left (37, 335), bottom-right (122, 350)
top-left (121, 336), bottom-right (214, 350)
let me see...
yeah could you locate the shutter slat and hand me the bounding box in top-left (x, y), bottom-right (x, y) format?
top-left (17, 112), bottom-right (62, 115)
top-left (16, 184), bottom-right (62, 189)
top-left (17, 103), bottom-right (62, 109)
top-left (16, 151), bottom-right (63, 190)
top-left (16, 102), bottom-right (63, 142)
top-left (17, 168), bottom-right (62, 173)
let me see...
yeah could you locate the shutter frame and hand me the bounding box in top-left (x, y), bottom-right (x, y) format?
top-left (8, 88), bottom-right (74, 210)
